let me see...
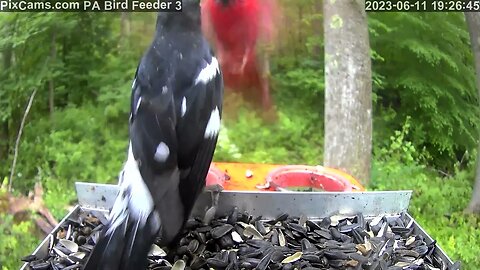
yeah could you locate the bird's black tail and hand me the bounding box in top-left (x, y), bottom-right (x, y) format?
top-left (82, 179), bottom-right (161, 270)
top-left (83, 209), bottom-right (160, 270)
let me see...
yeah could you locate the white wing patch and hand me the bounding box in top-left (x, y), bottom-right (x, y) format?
top-left (154, 142), bottom-right (170, 162)
top-left (194, 57), bottom-right (220, 85)
top-left (181, 97), bottom-right (187, 117)
top-left (204, 106), bottom-right (221, 139)
top-left (131, 78), bottom-right (136, 89)
top-left (134, 96), bottom-right (142, 115)
top-left (107, 142), bottom-right (154, 235)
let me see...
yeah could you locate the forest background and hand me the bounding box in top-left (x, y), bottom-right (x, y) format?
top-left (1, 2), bottom-right (480, 269)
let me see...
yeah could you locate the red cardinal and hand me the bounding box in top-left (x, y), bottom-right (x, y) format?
top-left (201, 0), bottom-right (280, 117)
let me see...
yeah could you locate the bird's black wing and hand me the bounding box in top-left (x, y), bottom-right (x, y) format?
top-left (174, 51), bottom-right (224, 228)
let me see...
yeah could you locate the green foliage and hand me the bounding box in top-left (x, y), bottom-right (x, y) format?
top-left (368, 13), bottom-right (479, 170)
top-left (0, 12), bottom-right (137, 191)
top-left (371, 125), bottom-right (480, 270)
top-left (214, 126), bottom-right (243, 161)
top-left (13, 104), bottom-right (129, 192)
top-left (43, 177), bottom-right (77, 220)
top-left (0, 12), bottom-right (122, 181)
top-left (376, 116), bottom-right (426, 164)
top-left (216, 106), bottom-right (323, 165)
top-left (271, 11), bottom-right (480, 173)
top-left (0, 213), bottom-right (40, 270)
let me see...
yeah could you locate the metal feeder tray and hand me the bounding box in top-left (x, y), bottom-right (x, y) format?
top-left (20, 182), bottom-right (458, 269)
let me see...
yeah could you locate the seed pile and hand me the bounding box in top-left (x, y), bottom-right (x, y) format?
top-left (22, 207), bottom-right (458, 270)
top-left (22, 209), bottom-right (107, 270)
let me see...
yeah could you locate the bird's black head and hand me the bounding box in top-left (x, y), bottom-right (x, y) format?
top-left (215, 0), bottom-right (234, 7)
top-left (156, 0), bottom-right (201, 31)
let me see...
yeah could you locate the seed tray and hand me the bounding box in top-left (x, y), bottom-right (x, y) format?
top-left (20, 182), bottom-right (458, 270)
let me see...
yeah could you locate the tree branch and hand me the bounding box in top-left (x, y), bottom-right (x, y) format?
top-left (8, 88), bottom-right (37, 192)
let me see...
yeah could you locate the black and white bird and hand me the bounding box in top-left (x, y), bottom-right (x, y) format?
top-left (83, 1), bottom-right (224, 269)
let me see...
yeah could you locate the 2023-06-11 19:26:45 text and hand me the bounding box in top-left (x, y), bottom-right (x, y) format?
top-left (365, 0), bottom-right (480, 12)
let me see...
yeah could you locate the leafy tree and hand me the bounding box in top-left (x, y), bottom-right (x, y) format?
top-left (368, 13), bottom-right (479, 170)
top-left (0, 12), bottom-right (120, 191)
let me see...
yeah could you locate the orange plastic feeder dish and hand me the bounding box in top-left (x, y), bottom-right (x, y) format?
top-left (205, 164), bottom-right (228, 187)
top-left (205, 163), bottom-right (364, 192)
top-left (263, 165), bottom-right (363, 192)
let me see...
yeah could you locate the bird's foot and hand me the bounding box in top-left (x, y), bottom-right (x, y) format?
top-left (225, 48), bottom-right (251, 75)
top-left (205, 183), bottom-right (224, 192)
top-left (239, 48), bottom-right (250, 73)
top-left (203, 184), bottom-right (224, 225)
